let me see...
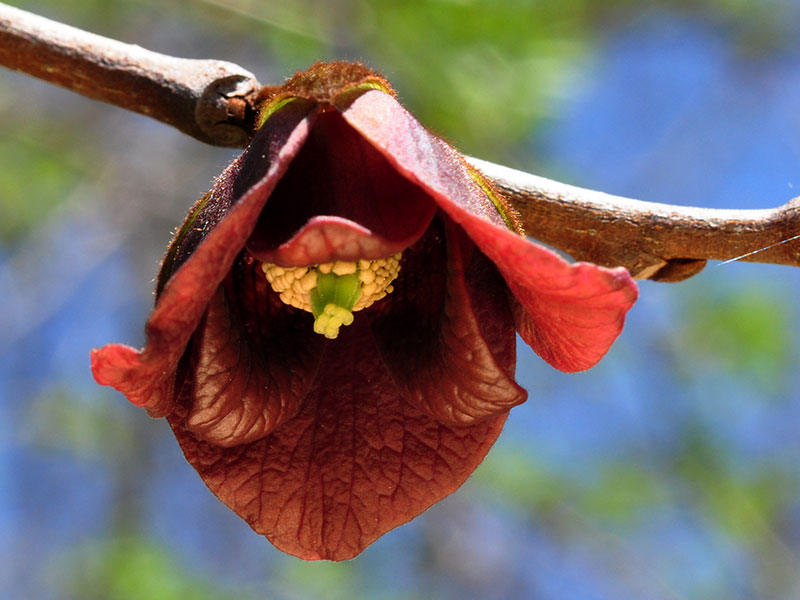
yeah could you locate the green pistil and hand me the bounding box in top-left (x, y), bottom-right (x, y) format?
top-left (310, 272), bottom-right (362, 339)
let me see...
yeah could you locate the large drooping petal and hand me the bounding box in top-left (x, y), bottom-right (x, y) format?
top-left (168, 319), bottom-right (508, 561)
top-left (182, 259), bottom-right (324, 447)
top-left (458, 223), bottom-right (637, 372)
top-left (340, 89), bottom-right (638, 372)
top-left (91, 101), bottom-right (318, 416)
top-left (374, 218), bottom-right (526, 425)
top-left (246, 110), bottom-right (436, 267)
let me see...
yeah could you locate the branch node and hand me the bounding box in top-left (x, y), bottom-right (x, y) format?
top-left (195, 73), bottom-right (260, 147)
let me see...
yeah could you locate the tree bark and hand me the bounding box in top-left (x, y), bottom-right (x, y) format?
top-left (0, 2), bottom-right (260, 147)
top-left (469, 158), bottom-right (800, 281)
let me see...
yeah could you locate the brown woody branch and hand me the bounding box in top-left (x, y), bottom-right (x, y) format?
top-left (2, 2), bottom-right (799, 281)
top-left (468, 158), bottom-right (800, 281)
top-left (0, 2), bottom-right (260, 146)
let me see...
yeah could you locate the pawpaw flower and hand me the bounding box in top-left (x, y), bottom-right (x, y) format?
top-left (91, 62), bottom-right (637, 561)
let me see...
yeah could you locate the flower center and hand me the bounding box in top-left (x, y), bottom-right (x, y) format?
top-left (261, 255), bottom-right (402, 339)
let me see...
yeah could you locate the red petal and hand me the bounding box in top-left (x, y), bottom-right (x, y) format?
top-left (168, 322), bottom-right (507, 561)
top-left (91, 102), bottom-right (317, 414)
top-left (341, 90), bottom-right (637, 372)
top-left (340, 91), bottom-right (509, 231)
top-left (450, 217), bottom-right (638, 372)
top-left (246, 110), bottom-right (435, 267)
top-left (183, 261), bottom-right (324, 447)
top-left (508, 263), bottom-right (635, 371)
top-left (256, 216), bottom-right (411, 266)
top-left (374, 218), bottom-right (526, 425)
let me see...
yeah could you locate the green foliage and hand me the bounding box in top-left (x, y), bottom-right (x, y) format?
top-left (23, 387), bottom-right (138, 460)
top-left (281, 558), bottom-right (357, 600)
top-left (354, 0), bottom-right (590, 160)
top-left (678, 282), bottom-right (794, 392)
top-left (243, 0), bottom-right (794, 166)
top-left (672, 424), bottom-right (793, 541)
top-left (243, 0), bottom-right (591, 163)
top-left (0, 133), bottom-right (82, 242)
top-left (12, 0), bottom-right (144, 31)
top-left (577, 464), bottom-right (669, 523)
top-left (476, 446), bottom-right (668, 525)
top-left (58, 538), bottom-right (254, 600)
top-left (473, 445), bottom-right (576, 515)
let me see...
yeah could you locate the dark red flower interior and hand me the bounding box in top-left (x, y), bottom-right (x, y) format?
top-left (245, 110), bottom-right (436, 266)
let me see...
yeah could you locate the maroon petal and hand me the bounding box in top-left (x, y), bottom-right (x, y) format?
top-left (168, 320), bottom-right (507, 561)
top-left (341, 90), bottom-right (637, 372)
top-left (374, 218), bottom-right (526, 425)
top-left (257, 216), bottom-right (410, 266)
top-left (464, 220), bottom-right (638, 372)
top-left (182, 260), bottom-right (324, 447)
top-left (91, 102), bottom-right (317, 415)
top-left (246, 110), bottom-right (435, 267)
top-left (340, 90), bottom-right (509, 231)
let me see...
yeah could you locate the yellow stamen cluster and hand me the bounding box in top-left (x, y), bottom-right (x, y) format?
top-left (260, 265), bottom-right (317, 311)
top-left (261, 254), bottom-right (402, 338)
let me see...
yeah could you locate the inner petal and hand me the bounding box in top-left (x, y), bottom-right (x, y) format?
top-left (184, 257), bottom-right (325, 447)
top-left (246, 110), bottom-right (435, 267)
top-left (373, 218), bottom-right (526, 425)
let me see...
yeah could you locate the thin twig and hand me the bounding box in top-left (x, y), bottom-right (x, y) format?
top-left (2, 2), bottom-right (799, 280)
top-left (468, 158), bottom-right (800, 281)
top-left (0, 2), bottom-right (260, 147)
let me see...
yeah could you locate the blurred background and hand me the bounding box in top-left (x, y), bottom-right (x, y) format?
top-left (2, 0), bottom-right (800, 598)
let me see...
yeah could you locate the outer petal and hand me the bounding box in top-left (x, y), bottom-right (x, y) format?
top-left (91, 101), bottom-right (317, 415)
top-left (467, 227), bottom-right (637, 372)
top-left (246, 110), bottom-right (436, 267)
top-left (373, 218), bottom-right (526, 425)
top-left (168, 321), bottom-right (508, 561)
top-left (183, 259), bottom-right (324, 447)
top-left (341, 90), bottom-right (638, 372)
